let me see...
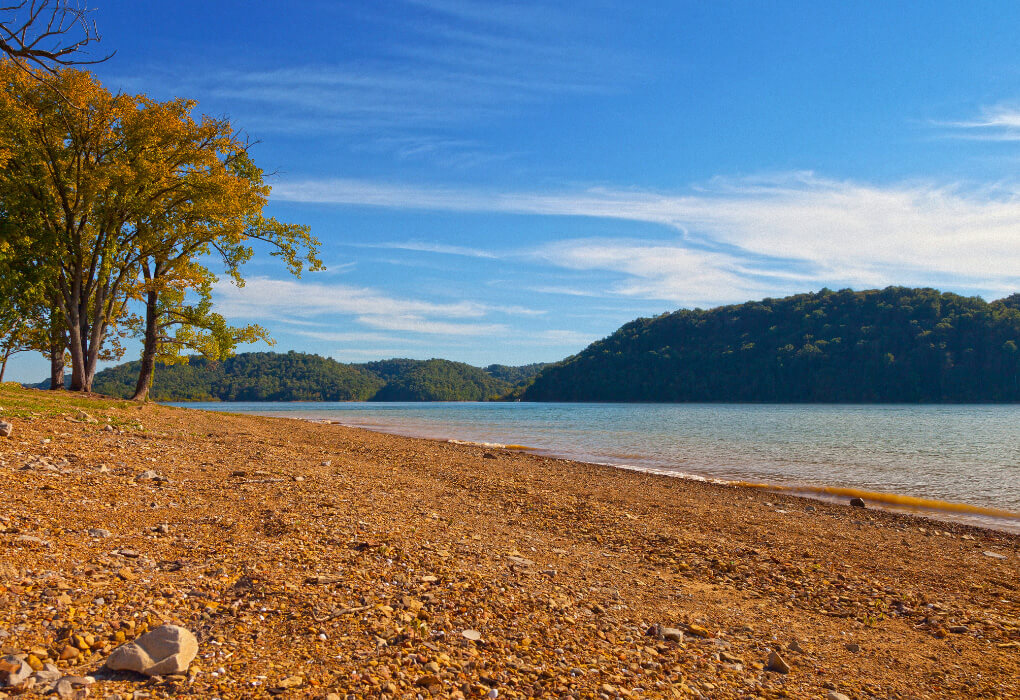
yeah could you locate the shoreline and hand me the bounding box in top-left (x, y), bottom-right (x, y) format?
top-left (213, 406), bottom-right (1020, 535)
top-left (2, 385), bottom-right (1018, 699)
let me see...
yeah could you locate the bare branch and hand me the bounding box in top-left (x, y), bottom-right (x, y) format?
top-left (0, 1), bottom-right (113, 74)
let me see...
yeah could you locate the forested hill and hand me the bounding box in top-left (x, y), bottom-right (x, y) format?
top-left (89, 352), bottom-right (547, 402)
top-left (522, 287), bottom-right (1020, 403)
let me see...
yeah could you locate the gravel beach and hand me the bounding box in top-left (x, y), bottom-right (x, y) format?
top-left (1, 385), bottom-right (1017, 699)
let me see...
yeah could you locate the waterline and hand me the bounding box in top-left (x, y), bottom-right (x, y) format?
top-left (173, 401), bottom-right (1020, 532)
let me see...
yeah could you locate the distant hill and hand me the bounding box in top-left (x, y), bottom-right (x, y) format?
top-left (366, 359), bottom-right (510, 401)
top-left (87, 352), bottom-right (548, 402)
top-left (523, 287), bottom-right (1020, 403)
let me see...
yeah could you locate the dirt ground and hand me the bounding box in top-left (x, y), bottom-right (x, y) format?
top-left (1, 385), bottom-right (1017, 699)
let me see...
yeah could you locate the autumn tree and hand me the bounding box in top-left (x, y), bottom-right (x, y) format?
top-left (0, 62), bottom-right (321, 395)
top-left (123, 105), bottom-right (321, 401)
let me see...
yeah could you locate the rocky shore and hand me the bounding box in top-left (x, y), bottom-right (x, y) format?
top-left (0, 384), bottom-right (1017, 699)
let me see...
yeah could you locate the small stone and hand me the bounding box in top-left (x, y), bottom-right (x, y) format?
top-left (415, 674), bottom-right (441, 688)
top-left (58, 645), bottom-right (79, 661)
top-left (14, 534), bottom-right (50, 547)
top-left (154, 524), bottom-right (170, 534)
top-left (788, 639), bottom-right (806, 653)
top-left (105, 625), bottom-right (198, 676)
top-left (26, 655), bottom-right (43, 671)
top-left (849, 497), bottom-right (866, 508)
top-left (461, 629), bottom-right (482, 641)
top-left (983, 551), bottom-right (1006, 559)
top-left (827, 692), bottom-right (851, 700)
top-left (31, 662), bottom-right (62, 686)
top-left (766, 650), bottom-right (790, 673)
top-left (0, 420), bottom-right (12, 438)
top-left (87, 528), bottom-right (111, 539)
top-left (275, 675), bottom-right (303, 689)
top-left (117, 568), bottom-right (136, 581)
top-left (661, 627), bottom-right (684, 643)
top-left (486, 690), bottom-right (499, 699)
top-left (55, 676), bottom-right (94, 699)
top-left (844, 642), bottom-right (860, 653)
top-left (687, 624), bottom-right (711, 638)
top-left (948, 625), bottom-right (969, 634)
top-left (719, 651), bottom-right (744, 664)
top-left (0, 655), bottom-right (32, 686)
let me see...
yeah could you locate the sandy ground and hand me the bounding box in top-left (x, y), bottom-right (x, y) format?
top-left (0, 384), bottom-right (1017, 699)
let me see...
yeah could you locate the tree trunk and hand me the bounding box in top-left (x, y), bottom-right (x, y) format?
top-left (132, 289), bottom-right (159, 401)
top-left (49, 294), bottom-right (67, 390)
top-left (65, 274), bottom-right (87, 392)
top-left (49, 344), bottom-right (64, 390)
top-left (67, 318), bottom-right (86, 392)
top-left (0, 348), bottom-right (10, 383)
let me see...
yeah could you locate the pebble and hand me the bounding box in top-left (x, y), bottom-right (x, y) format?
top-left (662, 627), bottom-right (684, 643)
top-left (983, 551), bottom-right (1006, 559)
top-left (87, 528), bottom-right (112, 538)
top-left (849, 497), bottom-right (866, 508)
top-left (461, 629), bottom-right (482, 641)
top-left (32, 663), bottom-right (61, 685)
top-left (687, 624), bottom-right (711, 638)
top-left (826, 692), bottom-right (851, 700)
top-left (0, 420), bottom-right (11, 438)
top-left (106, 625), bottom-right (198, 676)
top-left (844, 643), bottom-right (861, 653)
top-left (0, 655), bottom-right (32, 687)
top-left (766, 650), bottom-right (790, 673)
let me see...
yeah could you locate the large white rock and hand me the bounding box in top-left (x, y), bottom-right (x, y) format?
top-left (105, 625), bottom-right (198, 676)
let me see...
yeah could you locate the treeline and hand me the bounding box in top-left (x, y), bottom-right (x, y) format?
top-left (522, 287), bottom-right (1020, 403)
top-left (0, 62), bottom-right (319, 399)
top-left (88, 352), bottom-right (548, 402)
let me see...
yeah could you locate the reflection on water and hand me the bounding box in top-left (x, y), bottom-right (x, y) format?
top-left (172, 401), bottom-right (1020, 532)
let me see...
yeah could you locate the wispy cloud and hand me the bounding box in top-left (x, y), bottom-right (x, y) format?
top-left (936, 105), bottom-right (1020, 141)
top-left (214, 276), bottom-right (533, 337)
top-left (126, 0), bottom-right (637, 152)
top-left (273, 173), bottom-right (1020, 303)
top-left (357, 240), bottom-right (498, 259)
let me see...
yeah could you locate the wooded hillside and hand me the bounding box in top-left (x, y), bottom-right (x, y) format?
top-left (522, 287), bottom-right (1020, 402)
top-left (89, 352), bottom-right (546, 402)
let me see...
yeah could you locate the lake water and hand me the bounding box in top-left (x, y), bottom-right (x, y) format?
top-left (173, 401), bottom-right (1020, 532)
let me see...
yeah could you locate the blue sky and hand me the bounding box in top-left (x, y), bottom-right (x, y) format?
top-left (9, 1), bottom-right (1020, 380)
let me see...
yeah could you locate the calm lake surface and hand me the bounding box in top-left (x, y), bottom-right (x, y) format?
top-left (174, 402), bottom-right (1020, 532)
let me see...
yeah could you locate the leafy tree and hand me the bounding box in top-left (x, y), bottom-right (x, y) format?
top-left (125, 105), bottom-right (321, 400)
top-left (0, 63), bottom-right (319, 395)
